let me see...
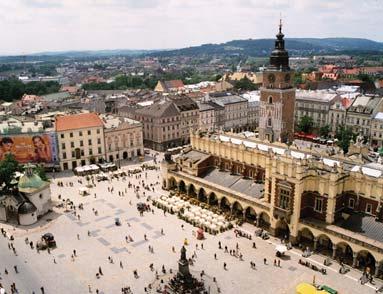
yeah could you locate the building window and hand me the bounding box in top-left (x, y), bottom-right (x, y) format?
top-left (79, 131), bottom-right (83, 136)
top-left (267, 118), bottom-right (272, 127)
top-left (71, 151), bottom-right (75, 158)
top-left (98, 147), bottom-right (102, 154)
top-left (62, 152), bottom-right (67, 159)
top-left (97, 129), bottom-right (100, 134)
top-left (88, 139), bottom-right (92, 145)
top-left (88, 130), bottom-right (91, 135)
top-left (268, 96), bottom-right (272, 104)
top-left (61, 143), bottom-right (65, 150)
top-left (348, 198), bottom-right (355, 209)
top-left (279, 189), bottom-right (290, 210)
top-left (314, 197), bottom-right (323, 213)
top-left (70, 132), bottom-right (73, 138)
top-left (89, 149), bottom-right (93, 156)
top-left (60, 134), bottom-right (64, 139)
top-left (97, 138), bottom-right (101, 144)
top-left (80, 140), bottom-right (83, 147)
top-left (366, 203), bottom-right (373, 214)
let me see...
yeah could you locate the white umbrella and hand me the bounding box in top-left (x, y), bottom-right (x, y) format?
top-left (276, 245), bottom-right (288, 253)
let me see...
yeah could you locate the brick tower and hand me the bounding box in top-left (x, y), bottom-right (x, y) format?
top-left (258, 20), bottom-right (295, 143)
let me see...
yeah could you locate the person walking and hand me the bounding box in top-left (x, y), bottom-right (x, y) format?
top-left (223, 262), bottom-right (227, 270)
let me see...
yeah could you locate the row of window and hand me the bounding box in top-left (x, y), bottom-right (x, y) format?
top-left (62, 147), bottom-right (102, 159)
top-left (60, 129), bottom-right (100, 139)
top-left (61, 138), bottom-right (102, 149)
top-left (313, 197), bottom-right (374, 215)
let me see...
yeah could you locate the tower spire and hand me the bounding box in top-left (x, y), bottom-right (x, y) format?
top-left (279, 17), bottom-right (282, 34)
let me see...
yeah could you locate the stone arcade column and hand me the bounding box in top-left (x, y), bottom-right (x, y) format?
top-left (374, 262), bottom-right (380, 278)
top-left (352, 252), bottom-right (358, 268)
top-left (313, 237), bottom-right (318, 252)
top-left (256, 215), bottom-right (261, 227)
top-left (332, 246), bottom-right (337, 259)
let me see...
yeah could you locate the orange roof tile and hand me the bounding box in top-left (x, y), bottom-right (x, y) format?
top-left (55, 113), bottom-right (103, 132)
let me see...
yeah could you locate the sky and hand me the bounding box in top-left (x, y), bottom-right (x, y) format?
top-left (0, 0), bottom-right (382, 55)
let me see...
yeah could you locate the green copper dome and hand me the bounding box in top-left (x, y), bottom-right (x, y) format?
top-left (18, 173), bottom-right (45, 192)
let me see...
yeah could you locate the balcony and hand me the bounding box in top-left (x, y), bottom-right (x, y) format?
top-left (273, 206), bottom-right (292, 223)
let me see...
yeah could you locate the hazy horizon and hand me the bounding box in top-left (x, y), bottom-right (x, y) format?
top-left (0, 0), bottom-right (382, 55)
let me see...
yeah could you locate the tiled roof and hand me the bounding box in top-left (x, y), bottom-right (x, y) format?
top-left (135, 100), bottom-right (180, 118)
top-left (164, 80), bottom-right (184, 89)
top-left (55, 113), bottom-right (103, 132)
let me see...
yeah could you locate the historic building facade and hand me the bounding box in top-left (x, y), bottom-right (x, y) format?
top-left (259, 22), bottom-right (295, 143)
top-left (162, 131), bottom-right (383, 277)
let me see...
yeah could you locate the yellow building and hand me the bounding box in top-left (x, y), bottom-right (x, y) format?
top-left (56, 113), bottom-right (105, 170)
top-left (162, 130), bottom-right (383, 278)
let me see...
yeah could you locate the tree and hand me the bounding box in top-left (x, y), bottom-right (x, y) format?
top-left (319, 125), bottom-right (331, 138)
top-left (35, 165), bottom-right (48, 181)
top-left (335, 125), bottom-right (356, 154)
top-left (297, 116), bottom-right (314, 134)
top-left (0, 154), bottom-right (20, 192)
top-left (233, 77), bottom-right (258, 91)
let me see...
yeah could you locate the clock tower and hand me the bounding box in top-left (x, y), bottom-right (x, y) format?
top-left (258, 20), bottom-right (295, 143)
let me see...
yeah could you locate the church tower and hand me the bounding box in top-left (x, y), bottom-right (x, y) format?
top-left (258, 20), bottom-right (295, 143)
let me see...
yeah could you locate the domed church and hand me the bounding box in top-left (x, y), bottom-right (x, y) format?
top-left (0, 164), bottom-right (51, 226)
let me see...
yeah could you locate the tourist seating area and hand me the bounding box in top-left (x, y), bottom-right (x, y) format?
top-left (152, 195), bottom-right (233, 235)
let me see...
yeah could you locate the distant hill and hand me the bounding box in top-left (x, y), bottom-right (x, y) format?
top-left (150, 38), bottom-right (383, 57)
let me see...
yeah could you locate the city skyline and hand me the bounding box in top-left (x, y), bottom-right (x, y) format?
top-left (0, 0), bottom-right (382, 55)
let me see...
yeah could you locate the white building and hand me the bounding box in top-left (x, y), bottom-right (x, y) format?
top-left (0, 166), bottom-right (51, 226)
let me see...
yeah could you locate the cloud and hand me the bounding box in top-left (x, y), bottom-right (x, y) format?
top-left (0, 0), bottom-right (381, 55)
top-left (19, 0), bottom-right (62, 8)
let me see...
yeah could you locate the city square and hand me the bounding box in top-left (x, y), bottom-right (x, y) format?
top-left (0, 153), bottom-right (381, 294)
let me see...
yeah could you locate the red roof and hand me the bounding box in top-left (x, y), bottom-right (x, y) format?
top-left (341, 97), bottom-right (353, 108)
top-left (56, 113), bottom-right (103, 132)
top-left (164, 80), bottom-right (184, 89)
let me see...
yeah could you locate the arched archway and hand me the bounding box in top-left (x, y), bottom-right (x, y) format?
top-left (259, 212), bottom-right (270, 229)
top-left (275, 219), bottom-right (290, 239)
top-left (178, 180), bottom-right (186, 194)
top-left (168, 177), bottom-right (177, 190)
top-left (198, 188), bottom-right (207, 203)
top-left (232, 201), bottom-right (244, 218)
top-left (356, 250), bottom-right (376, 273)
top-left (245, 206), bottom-right (257, 223)
top-left (298, 227), bottom-right (315, 250)
top-left (335, 242), bottom-right (354, 266)
top-left (188, 184), bottom-right (197, 198)
top-left (123, 151), bottom-right (128, 159)
top-left (208, 193), bottom-right (218, 207)
top-left (220, 197), bottom-right (231, 212)
top-left (317, 234), bottom-right (333, 256)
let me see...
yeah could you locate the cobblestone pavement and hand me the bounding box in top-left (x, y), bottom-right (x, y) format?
top-left (0, 154), bottom-right (380, 294)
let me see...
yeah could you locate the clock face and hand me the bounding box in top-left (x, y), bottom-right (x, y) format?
top-left (268, 74), bottom-right (276, 83)
top-left (285, 74), bottom-right (291, 82)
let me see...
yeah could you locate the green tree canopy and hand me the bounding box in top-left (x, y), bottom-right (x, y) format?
top-left (0, 154), bottom-right (20, 192)
top-left (319, 125), bottom-right (331, 138)
top-left (233, 77), bottom-right (258, 91)
top-left (0, 79), bottom-right (60, 102)
top-left (335, 125), bottom-right (356, 153)
top-left (297, 116), bottom-right (314, 134)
